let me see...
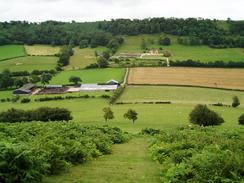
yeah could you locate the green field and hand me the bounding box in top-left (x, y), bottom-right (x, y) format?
top-left (65, 47), bottom-right (107, 70)
top-left (0, 45), bottom-right (26, 61)
top-left (50, 68), bottom-right (125, 84)
top-left (0, 56), bottom-right (58, 72)
top-left (118, 85), bottom-right (244, 106)
top-left (25, 44), bottom-right (60, 56)
top-left (117, 34), bottom-right (244, 62)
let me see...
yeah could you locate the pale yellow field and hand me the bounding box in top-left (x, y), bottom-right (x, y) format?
top-left (25, 45), bottom-right (60, 56)
top-left (128, 67), bottom-right (244, 90)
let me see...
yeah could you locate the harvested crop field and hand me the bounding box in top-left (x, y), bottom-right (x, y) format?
top-left (128, 67), bottom-right (244, 90)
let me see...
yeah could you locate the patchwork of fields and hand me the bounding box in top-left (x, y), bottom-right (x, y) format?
top-left (128, 67), bottom-right (244, 90)
top-left (117, 34), bottom-right (244, 62)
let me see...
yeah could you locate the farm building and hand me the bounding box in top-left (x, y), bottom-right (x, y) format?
top-left (38, 85), bottom-right (68, 94)
top-left (79, 84), bottom-right (118, 91)
top-left (106, 79), bottom-right (119, 85)
top-left (117, 53), bottom-right (142, 59)
top-left (13, 83), bottom-right (36, 95)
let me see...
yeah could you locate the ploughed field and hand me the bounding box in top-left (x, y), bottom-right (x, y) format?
top-left (128, 67), bottom-right (244, 90)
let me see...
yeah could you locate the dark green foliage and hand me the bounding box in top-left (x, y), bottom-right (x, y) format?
top-left (189, 105), bottom-right (224, 126)
top-left (0, 107), bottom-right (72, 123)
top-left (34, 95), bottom-right (92, 102)
top-left (141, 128), bottom-right (160, 135)
top-left (0, 69), bottom-right (14, 89)
top-left (103, 107), bottom-right (114, 122)
top-left (159, 37), bottom-right (171, 46)
top-left (124, 109), bottom-right (138, 123)
top-left (41, 72), bottom-right (52, 85)
top-left (141, 39), bottom-right (147, 50)
top-left (170, 59), bottom-right (244, 68)
top-left (110, 86), bottom-right (125, 104)
top-left (238, 114), bottom-right (244, 125)
top-left (20, 98), bottom-right (31, 103)
top-left (58, 46), bottom-right (73, 67)
top-left (97, 56), bottom-right (109, 68)
top-left (0, 123), bottom-right (129, 182)
top-left (232, 96), bottom-right (240, 108)
top-left (150, 126), bottom-right (244, 182)
top-left (69, 76), bottom-right (82, 85)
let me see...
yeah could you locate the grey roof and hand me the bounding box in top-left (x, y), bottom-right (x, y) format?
top-left (106, 79), bottom-right (119, 84)
top-left (80, 84), bottom-right (118, 91)
top-left (19, 83), bottom-right (35, 90)
top-left (45, 85), bottom-right (63, 88)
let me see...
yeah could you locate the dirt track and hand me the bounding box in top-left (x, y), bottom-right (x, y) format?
top-left (128, 67), bottom-right (244, 90)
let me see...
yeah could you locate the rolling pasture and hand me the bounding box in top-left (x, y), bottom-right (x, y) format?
top-left (0, 56), bottom-right (58, 72)
top-left (50, 68), bottom-right (125, 84)
top-left (64, 47), bottom-right (107, 70)
top-left (128, 67), bottom-right (244, 90)
top-left (117, 34), bottom-right (244, 62)
top-left (0, 45), bottom-right (26, 61)
top-left (25, 44), bottom-right (60, 56)
top-left (118, 85), bottom-right (244, 106)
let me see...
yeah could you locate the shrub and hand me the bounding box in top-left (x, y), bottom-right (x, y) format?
top-left (232, 96), bottom-right (240, 108)
top-left (0, 123), bottom-right (129, 182)
top-left (21, 98), bottom-right (31, 103)
top-left (238, 114), bottom-right (244, 125)
top-left (141, 128), bottom-right (161, 135)
top-left (0, 107), bottom-right (72, 123)
top-left (109, 86), bottom-right (125, 104)
top-left (189, 104), bottom-right (224, 126)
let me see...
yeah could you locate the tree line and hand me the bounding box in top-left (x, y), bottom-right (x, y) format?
top-left (99, 18), bottom-right (244, 48)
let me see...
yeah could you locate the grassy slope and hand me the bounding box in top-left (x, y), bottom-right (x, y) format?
top-left (118, 86), bottom-right (244, 105)
top-left (24, 45), bottom-right (60, 56)
top-left (0, 45), bottom-right (26, 61)
top-left (117, 34), bottom-right (244, 62)
top-left (44, 137), bottom-right (161, 183)
top-left (64, 47), bottom-right (107, 70)
top-left (50, 68), bottom-right (125, 84)
top-left (0, 56), bottom-right (58, 72)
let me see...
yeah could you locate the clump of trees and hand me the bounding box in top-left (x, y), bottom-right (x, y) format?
top-left (159, 37), bottom-right (171, 46)
top-left (0, 107), bottom-right (72, 123)
top-left (58, 44), bottom-right (74, 67)
top-left (189, 104), bottom-right (224, 126)
top-left (232, 96), bottom-right (240, 108)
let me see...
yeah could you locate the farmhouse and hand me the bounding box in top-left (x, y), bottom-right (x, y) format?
top-left (13, 83), bottom-right (36, 95)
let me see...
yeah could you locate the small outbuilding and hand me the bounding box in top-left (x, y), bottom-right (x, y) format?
top-left (13, 83), bottom-right (36, 95)
top-left (106, 79), bottom-right (119, 85)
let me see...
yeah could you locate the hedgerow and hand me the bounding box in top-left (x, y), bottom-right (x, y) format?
top-left (148, 126), bottom-right (244, 182)
top-left (0, 123), bottom-right (129, 182)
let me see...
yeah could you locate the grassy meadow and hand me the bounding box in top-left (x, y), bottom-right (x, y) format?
top-left (0, 56), bottom-right (58, 72)
top-left (117, 34), bottom-right (244, 62)
top-left (64, 47), bottom-right (107, 70)
top-left (118, 85), bottom-right (244, 106)
top-left (25, 44), bottom-right (60, 56)
top-left (0, 45), bottom-right (26, 61)
top-left (50, 68), bottom-right (125, 84)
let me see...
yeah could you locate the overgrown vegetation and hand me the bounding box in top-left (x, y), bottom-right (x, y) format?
top-left (0, 123), bottom-right (129, 182)
top-left (0, 107), bottom-right (72, 123)
top-left (149, 126), bottom-right (244, 182)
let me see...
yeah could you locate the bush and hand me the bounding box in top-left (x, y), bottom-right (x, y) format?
top-left (21, 98), bottom-right (31, 103)
top-left (109, 86), bottom-right (125, 104)
top-left (238, 114), bottom-right (244, 125)
top-left (141, 128), bottom-right (161, 135)
top-left (189, 104), bottom-right (224, 126)
top-left (232, 96), bottom-right (240, 108)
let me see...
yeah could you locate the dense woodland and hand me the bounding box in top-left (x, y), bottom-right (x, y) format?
top-left (1, 18), bottom-right (244, 48)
